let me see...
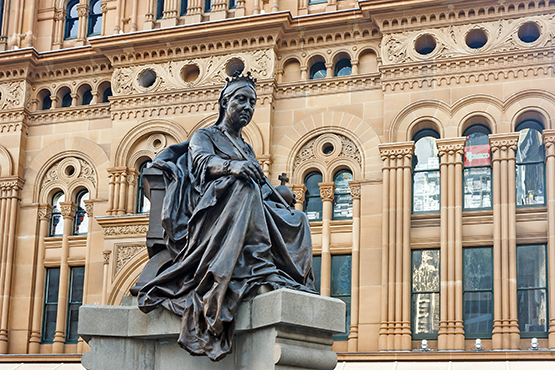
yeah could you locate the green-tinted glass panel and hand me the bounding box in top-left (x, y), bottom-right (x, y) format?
top-left (42, 268), bottom-right (60, 343)
top-left (517, 245), bottom-right (547, 289)
top-left (516, 163), bottom-right (545, 206)
top-left (69, 266), bottom-right (85, 303)
top-left (517, 288), bottom-right (548, 335)
top-left (313, 255), bottom-right (321, 294)
top-left (411, 250), bottom-right (440, 293)
top-left (463, 291), bottom-right (493, 336)
top-left (42, 305), bottom-right (58, 343)
top-left (331, 255), bottom-right (351, 296)
top-left (412, 292), bottom-right (440, 335)
top-left (463, 167), bottom-right (492, 209)
top-left (413, 171), bottom-right (440, 212)
top-left (463, 248), bottom-right (493, 291)
top-left (66, 266), bottom-right (85, 343)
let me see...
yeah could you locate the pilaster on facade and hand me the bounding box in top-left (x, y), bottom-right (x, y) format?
top-left (291, 184), bottom-right (306, 212)
top-left (489, 132), bottom-right (520, 350)
top-left (107, 167), bottom-right (139, 216)
top-left (378, 142), bottom-right (414, 351)
top-left (318, 182), bottom-right (335, 298)
top-left (436, 137), bottom-right (466, 350)
top-left (75, 4), bottom-right (90, 46)
top-left (348, 181), bottom-right (361, 352)
top-left (543, 129), bottom-right (555, 349)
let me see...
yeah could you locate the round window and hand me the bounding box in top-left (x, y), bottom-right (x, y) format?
top-left (138, 69), bottom-right (157, 88)
top-left (518, 22), bottom-right (540, 43)
top-left (465, 29), bottom-right (488, 49)
top-left (415, 34), bottom-right (437, 55)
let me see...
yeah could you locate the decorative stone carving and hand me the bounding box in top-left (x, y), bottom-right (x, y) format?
top-left (294, 133), bottom-right (361, 170)
top-left (38, 205), bottom-right (53, 221)
top-left (84, 200), bottom-right (94, 217)
top-left (291, 185), bottom-right (306, 203)
top-left (54, 9), bottom-right (66, 21)
top-left (350, 183), bottom-right (361, 199)
top-left (0, 82), bottom-right (24, 110)
top-left (115, 244), bottom-right (146, 275)
top-left (76, 4), bottom-right (89, 17)
top-left (381, 14), bottom-right (555, 65)
top-left (103, 250), bottom-right (111, 265)
top-left (41, 158), bottom-right (97, 188)
top-left (60, 202), bottom-right (77, 219)
top-left (319, 183), bottom-right (335, 202)
top-left (111, 49), bottom-right (276, 95)
top-left (102, 224), bottom-right (149, 236)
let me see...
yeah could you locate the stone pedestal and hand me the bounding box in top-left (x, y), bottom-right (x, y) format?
top-left (79, 289), bottom-right (345, 370)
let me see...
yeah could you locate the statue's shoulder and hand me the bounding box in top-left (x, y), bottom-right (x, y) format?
top-left (190, 126), bottom-right (220, 144)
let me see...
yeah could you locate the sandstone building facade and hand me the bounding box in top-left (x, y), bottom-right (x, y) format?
top-left (0, 0), bottom-right (554, 367)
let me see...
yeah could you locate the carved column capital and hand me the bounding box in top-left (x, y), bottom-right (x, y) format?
top-left (59, 202), bottom-right (77, 219)
top-left (349, 181), bottom-right (361, 199)
top-left (83, 200), bottom-right (94, 217)
top-left (76, 4), bottom-right (90, 17)
top-left (489, 133), bottom-right (519, 160)
top-left (38, 204), bottom-right (54, 221)
top-left (102, 250), bottom-right (111, 265)
top-left (379, 142), bottom-right (414, 168)
top-left (436, 137), bottom-right (466, 164)
top-left (291, 184), bottom-right (307, 203)
top-left (318, 182), bottom-right (335, 202)
top-left (543, 129), bottom-right (555, 155)
top-left (54, 9), bottom-right (66, 21)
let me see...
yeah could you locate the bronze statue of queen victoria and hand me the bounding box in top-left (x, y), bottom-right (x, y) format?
top-left (137, 73), bottom-right (316, 361)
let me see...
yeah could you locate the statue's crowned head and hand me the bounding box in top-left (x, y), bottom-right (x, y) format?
top-left (215, 71), bottom-right (257, 126)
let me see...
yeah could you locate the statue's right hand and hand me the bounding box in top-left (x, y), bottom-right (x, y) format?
top-left (228, 160), bottom-right (265, 184)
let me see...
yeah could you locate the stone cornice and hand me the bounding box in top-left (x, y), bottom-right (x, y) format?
top-left (277, 74), bottom-right (380, 99)
top-left (95, 214), bottom-right (150, 238)
top-left (436, 137), bottom-right (466, 155)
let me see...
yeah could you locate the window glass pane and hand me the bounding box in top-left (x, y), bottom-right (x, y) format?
top-left (464, 132), bottom-right (491, 167)
top-left (412, 250), bottom-right (440, 293)
top-left (68, 2), bottom-right (78, 17)
top-left (69, 266), bottom-right (85, 303)
top-left (181, 0), bottom-right (188, 14)
top-left (102, 87), bottom-right (112, 103)
top-left (414, 136), bottom-right (439, 171)
top-left (517, 245), bottom-right (547, 289)
top-left (312, 255), bottom-right (321, 294)
top-left (50, 192), bottom-right (65, 236)
top-left (516, 163), bottom-right (545, 206)
top-left (334, 59), bottom-right (351, 77)
top-left (137, 161), bottom-right (152, 213)
top-left (517, 289), bottom-right (548, 334)
top-left (413, 171), bottom-right (440, 212)
top-left (463, 291), bottom-right (493, 335)
top-left (82, 90), bottom-right (93, 105)
top-left (62, 93), bottom-right (72, 108)
top-left (516, 129), bottom-right (545, 163)
top-left (42, 95), bottom-right (52, 110)
top-left (463, 167), bottom-right (492, 209)
top-left (310, 62), bottom-right (326, 79)
top-left (66, 266), bottom-right (85, 343)
top-left (66, 304), bottom-right (80, 342)
top-left (42, 268), bottom-right (60, 343)
top-left (92, 0), bottom-right (102, 13)
top-left (303, 172), bottom-right (322, 221)
top-left (463, 247), bottom-right (493, 291)
top-left (333, 170), bottom-right (353, 220)
top-left (332, 296), bottom-right (351, 341)
top-left (42, 305), bottom-right (58, 343)
top-left (412, 292), bottom-right (440, 335)
top-left (331, 255), bottom-right (351, 296)
top-left (46, 268), bottom-right (60, 303)
top-left (74, 191), bottom-right (89, 235)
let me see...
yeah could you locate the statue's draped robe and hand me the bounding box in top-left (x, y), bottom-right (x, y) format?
top-left (138, 126), bottom-right (315, 361)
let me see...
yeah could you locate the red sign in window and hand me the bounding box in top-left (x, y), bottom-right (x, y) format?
top-left (464, 144), bottom-right (491, 167)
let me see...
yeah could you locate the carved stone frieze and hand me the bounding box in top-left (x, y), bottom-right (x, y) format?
top-left (111, 49), bottom-right (276, 96)
top-left (103, 224), bottom-right (149, 236)
top-left (30, 105), bottom-right (111, 124)
top-left (115, 244), bottom-right (147, 275)
top-left (382, 14), bottom-right (555, 65)
top-left (294, 133), bottom-right (361, 170)
top-left (0, 81), bottom-right (24, 110)
top-left (103, 250), bottom-right (111, 265)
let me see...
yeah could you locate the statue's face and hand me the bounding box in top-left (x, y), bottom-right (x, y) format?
top-left (224, 86), bottom-right (256, 129)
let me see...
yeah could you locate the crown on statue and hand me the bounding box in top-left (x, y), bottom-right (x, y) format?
top-left (225, 70), bottom-right (257, 87)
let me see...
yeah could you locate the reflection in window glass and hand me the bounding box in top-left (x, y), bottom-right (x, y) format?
top-left (87, 0), bottom-right (102, 36)
top-left (181, 0), bottom-right (188, 14)
top-left (334, 59), bottom-right (352, 77)
top-left (333, 170), bottom-right (353, 220)
top-left (303, 171), bottom-right (323, 221)
top-left (310, 62), bottom-right (326, 79)
top-left (64, 0), bottom-right (79, 40)
top-left (42, 94), bottom-right (52, 110)
top-left (412, 249), bottom-right (440, 338)
top-left (517, 245), bottom-right (548, 337)
top-left (74, 190), bottom-right (89, 235)
top-left (41, 267), bottom-right (60, 343)
top-left (50, 192), bottom-right (65, 237)
top-left (66, 266), bottom-right (85, 343)
top-left (516, 129), bottom-right (545, 206)
top-left (312, 255), bottom-right (321, 293)
top-left (82, 90), bottom-right (93, 105)
top-left (464, 131), bottom-right (492, 210)
top-left (413, 135), bottom-right (440, 213)
top-left (463, 247), bottom-right (493, 337)
top-left (331, 255), bottom-right (351, 341)
top-left (137, 161), bottom-right (152, 213)
top-left (102, 87), bottom-right (112, 103)
top-left (61, 92), bottom-right (72, 108)
top-left (157, 0), bottom-right (165, 18)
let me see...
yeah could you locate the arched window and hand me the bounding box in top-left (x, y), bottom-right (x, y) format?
top-left (49, 192), bottom-right (65, 237)
top-left (204, 0), bottom-right (212, 12)
top-left (332, 169), bottom-right (353, 220)
top-left (334, 59), bottom-right (352, 77)
top-left (412, 129), bottom-right (440, 213)
top-left (102, 87), bottom-right (112, 103)
top-left (310, 62), bottom-right (326, 79)
top-left (73, 189), bottom-right (89, 235)
top-left (516, 120), bottom-right (545, 207)
top-left (64, 0), bottom-right (79, 40)
top-left (82, 89), bottom-right (93, 105)
top-left (87, 0), bottom-right (102, 36)
top-left (42, 92), bottom-right (52, 110)
top-left (181, 0), bottom-right (188, 15)
top-left (137, 160), bottom-right (152, 213)
top-left (463, 124), bottom-right (492, 210)
top-left (229, 0), bottom-right (236, 9)
top-left (61, 92), bottom-right (72, 108)
top-left (303, 171), bottom-right (323, 221)
top-left (156, 0), bottom-right (165, 19)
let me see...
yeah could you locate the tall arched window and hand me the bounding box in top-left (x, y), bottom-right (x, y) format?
top-left (82, 89), bottom-right (93, 105)
top-left (412, 129), bottom-right (440, 213)
top-left (50, 192), bottom-right (65, 237)
top-left (463, 124), bottom-right (492, 210)
top-left (229, 0), bottom-right (237, 9)
top-left (61, 92), bottom-right (72, 108)
top-left (334, 59), bottom-right (352, 77)
top-left (516, 120), bottom-right (545, 206)
top-left (156, 0), bottom-right (165, 19)
top-left (87, 0), bottom-right (102, 36)
top-left (73, 189), bottom-right (89, 235)
top-left (42, 92), bottom-right (52, 110)
top-left (64, 0), bottom-right (79, 40)
top-left (204, 0), bottom-right (212, 12)
top-left (102, 87), bottom-right (112, 103)
top-left (181, 0), bottom-right (188, 15)
top-left (332, 169), bottom-right (353, 220)
top-left (310, 62), bottom-right (326, 79)
top-left (137, 160), bottom-right (152, 213)
top-left (303, 171), bottom-right (323, 221)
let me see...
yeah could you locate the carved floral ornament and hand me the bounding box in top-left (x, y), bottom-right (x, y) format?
top-left (381, 14), bottom-right (555, 65)
top-left (319, 184), bottom-right (335, 202)
top-left (41, 157), bottom-right (97, 189)
top-left (0, 81), bottom-right (24, 110)
top-left (115, 244), bottom-right (147, 276)
top-left (111, 49), bottom-right (276, 96)
top-left (294, 133), bottom-right (362, 171)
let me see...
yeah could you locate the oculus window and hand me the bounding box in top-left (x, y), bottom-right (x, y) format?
top-left (516, 122), bottom-right (545, 207)
top-left (463, 125), bottom-right (492, 210)
top-left (412, 249), bottom-right (440, 338)
top-left (137, 161), bottom-right (152, 213)
top-left (332, 169), bottom-right (353, 220)
top-left (463, 247), bottom-right (493, 338)
top-left (412, 129), bottom-right (440, 213)
top-left (303, 171), bottom-right (323, 221)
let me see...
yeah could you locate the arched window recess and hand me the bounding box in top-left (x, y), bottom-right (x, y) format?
top-left (516, 120), bottom-right (545, 207)
top-left (463, 124), bottom-right (492, 210)
top-left (73, 189), bottom-right (89, 235)
top-left (303, 171), bottom-right (323, 221)
top-left (412, 129), bottom-right (440, 213)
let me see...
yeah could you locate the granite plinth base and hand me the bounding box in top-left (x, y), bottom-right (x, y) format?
top-left (78, 288), bottom-right (345, 370)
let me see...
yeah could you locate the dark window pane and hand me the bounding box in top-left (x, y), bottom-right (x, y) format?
top-left (69, 266), bottom-right (85, 303)
top-left (204, 0), bottom-right (212, 12)
top-left (82, 90), bottom-right (93, 105)
top-left (516, 129), bottom-right (545, 163)
top-left (46, 268), bottom-right (60, 303)
top-left (516, 163), bottom-right (545, 206)
top-left (42, 95), bottom-right (52, 110)
top-left (331, 255), bottom-right (351, 296)
top-left (463, 248), bottom-right (493, 291)
top-left (157, 0), bottom-right (165, 18)
top-left (66, 304), bottom-right (80, 343)
top-left (333, 170), bottom-right (353, 220)
top-left (463, 167), bottom-right (492, 209)
top-left (102, 87), bottom-right (112, 103)
top-left (50, 192), bottom-right (65, 236)
top-left (42, 304), bottom-right (58, 343)
top-left (517, 245), bottom-right (547, 289)
top-left (463, 291), bottom-right (493, 336)
top-left (61, 92), bottom-right (72, 108)
top-left (413, 171), bottom-right (440, 212)
top-left (74, 190), bottom-right (89, 235)
top-left (334, 59), bottom-right (351, 77)
top-left (412, 292), bottom-right (440, 335)
top-left (312, 256), bottom-right (321, 294)
top-left (137, 161), bottom-right (152, 213)
top-left (412, 249), bottom-right (440, 293)
top-left (181, 0), bottom-right (188, 14)
top-left (303, 172), bottom-right (322, 221)
top-left (332, 296), bottom-right (351, 341)
top-left (310, 62), bottom-right (326, 79)
top-left (517, 289), bottom-right (548, 334)
top-left (42, 268), bottom-right (60, 343)
top-left (66, 266), bottom-right (85, 343)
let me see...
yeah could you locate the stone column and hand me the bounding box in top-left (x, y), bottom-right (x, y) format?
top-left (300, 66), bottom-right (308, 81)
top-left (348, 181), bottom-right (361, 352)
top-left (52, 9), bottom-right (66, 50)
top-left (210, 0), bottom-right (228, 20)
top-left (100, 1), bottom-right (108, 34)
top-left (271, 0), bottom-right (279, 12)
top-left (75, 4), bottom-right (89, 46)
top-left (253, 0), bottom-right (261, 14)
top-left (143, 0), bottom-right (155, 29)
top-left (113, 0), bottom-right (122, 34)
top-left (325, 63), bottom-right (333, 79)
top-left (101, 251), bottom-right (111, 305)
top-left (25, 0), bottom-right (39, 47)
top-left (318, 182), bottom-right (334, 297)
top-left (378, 142), bottom-right (414, 351)
top-left (291, 185), bottom-right (306, 212)
top-left (436, 138), bottom-right (465, 350)
top-left (489, 133), bottom-right (519, 350)
top-left (29, 205), bottom-right (54, 353)
top-left (70, 93), bottom-right (78, 107)
top-left (118, 171), bottom-right (128, 215)
top-left (185, 0), bottom-right (203, 24)
top-left (160, 0), bottom-right (179, 27)
top-left (130, 0), bottom-right (139, 31)
top-left (543, 130), bottom-right (555, 348)
top-left (351, 59), bottom-right (359, 75)
top-left (326, 0), bottom-right (337, 12)
top-left (126, 170), bottom-right (139, 214)
top-left (107, 171), bottom-right (115, 215)
top-left (235, 0), bottom-right (246, 16)
top-left (78, 200), bottom-right (94, 353)
top-left (52, 202), bottom-right (77, 353)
